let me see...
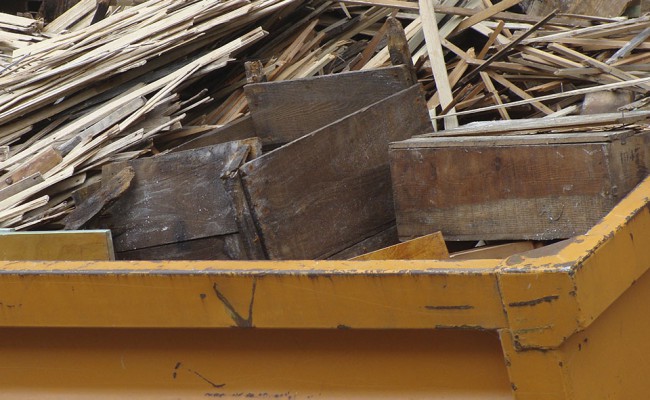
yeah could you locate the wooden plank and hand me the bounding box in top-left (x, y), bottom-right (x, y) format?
top-left (449, 241), bottom-right (537, 260)
top-left (63, 166), bottom-right (135, 230)
top-left (436, 78), bottom-right (650, 119)
top-left (117, 234), bottom-right (246, 261)
top-left (386, 17), bottom-right (418, 83)
top-left (170, 115), bottom-right (257, 152)
top-left (0, 147), bottom-right (62, 191)
top-left (390, 131), bottom-right (650, 240)
top-left (221, 142), bottom-right (267, 260)
top-left (0, 173), bottom-right (44, 202)
top-left (402, 130), bottom-right (635, 147)
top-left (452, 0), bottom-right (523, 36)
top-left (521, 0), bottom-right (634, 18)
top-left (239, 85), bottom-right (432, 259)
top-left (419, 0), bottom-right (458, 128)
top-left (328, 225), bottom-right (399, 259)
top-left (0, 230), bottom-right (114, 261)
top-left (420, 111), bottom-right (650, 137)
top-left (335, 0), bottom-right (589, 26)
top-left (43, 0), bottom-right (96, 34)
top-left (352, 231), bottom-right (449, 260)
top-left (244, 65), bottom-right (414, 145)
top-left (96, 140), bottom-right (257, 252)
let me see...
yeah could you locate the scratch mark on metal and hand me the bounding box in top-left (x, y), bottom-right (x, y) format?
top-left (508, 295), bottom-right (559, 307)
top-left (424, 305), bottom-right (474, 310)
top-left (188, 369), bottom-right (225, 388)
top-left (212, 278), bottom-right (257, 328)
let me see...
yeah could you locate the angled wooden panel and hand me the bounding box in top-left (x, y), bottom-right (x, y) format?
top-left (170, 115), bottom-right (258, 152)
top-left (244, 65), bottom-right (415, 145)
top-left (240, 85), bottom-right (432, 259)
top-left (352, 231), bottom-right (449, 260)
top-left (98, 140), bottom-right (258, 252)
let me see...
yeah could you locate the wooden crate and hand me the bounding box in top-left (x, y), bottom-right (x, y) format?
top-left (390, 130), bottom-right (650, 241)
top-left (228, 85), bottom-right (432, 259)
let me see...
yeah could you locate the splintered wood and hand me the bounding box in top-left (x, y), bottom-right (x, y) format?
top-left (1, 0), bottom-right (650, 259)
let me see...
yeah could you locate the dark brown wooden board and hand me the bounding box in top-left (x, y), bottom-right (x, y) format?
top-left (244, 65), bottom-right (415, 145)
top-left (63, 167), bottom-right (134, 230)
top-left (116, 234), bottom-right (246, 260)
top-left (97, 139), bottom-right (258, 252)
top-left (238, 85), bottom-right (432, 260)
top-left (170, 115), bottom-right (258, 152)
top-left (328, 224), bottom-right (399, 260)
top-left (390, 131), bottom-right (650, 241)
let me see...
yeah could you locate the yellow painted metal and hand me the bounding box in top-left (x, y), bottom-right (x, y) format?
top-left (1, 176), bottom-right (650, 397)
top-left (0, 328), bottom-right (512, 399)
top-left (0, 259), bottom-right (506, 328)
top-left (501, 267), bottom-right (650, 399)
top-left (0, 230), bottom-right (114, 260)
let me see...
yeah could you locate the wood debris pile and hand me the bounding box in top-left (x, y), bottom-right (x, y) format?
top-left (1, 0), bottom-right (650, 259)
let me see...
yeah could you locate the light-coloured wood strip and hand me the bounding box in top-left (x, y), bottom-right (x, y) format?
top-left (419, 0), bottom-right (458, 128)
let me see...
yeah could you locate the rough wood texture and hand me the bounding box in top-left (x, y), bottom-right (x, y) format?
top-left (244, 65), bottom-right (415, 145)
top-left (328, 224), bottom-right (399, 259)
top-left (521, 0), bottom-right (632, 18)
top-left (116, 234), bottom-right (245, 260)
top-left (239, 85), bottom-right (432, 259)
top-left (391, 131), bottom-right (650, 241)
top-left (96, 140), bottom-right (257, 252)
top-left (352, 231), bottom-right (449, 260)
top-left (63, 166), bottom-right (134, 230)
top-left (449, 241), bottom-right (537, 260)
top-left (170, 116), bottom-right (257, 152)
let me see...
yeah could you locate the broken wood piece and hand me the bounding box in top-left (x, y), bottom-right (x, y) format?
top-left (62, 166), bottom-right (135, 230)
top-left (451, 0), bottom-right (523, 37)
top-left (386, 17), bottom-right (418, 83)
top-left (352, 231), bottom-right (449, 260)
top-left (449, 241), bottom-right (537, 260)
top-left (96, 140), bottom-right (257, 254)
top-left (0, 147), bottom-right (62, 191)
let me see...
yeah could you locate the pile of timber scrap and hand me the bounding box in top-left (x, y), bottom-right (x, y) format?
top-left (3, 0), bottom-right (650, 258)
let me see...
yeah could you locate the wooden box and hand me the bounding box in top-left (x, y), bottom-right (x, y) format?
top-left (390, 130), bottom-right (650, 241)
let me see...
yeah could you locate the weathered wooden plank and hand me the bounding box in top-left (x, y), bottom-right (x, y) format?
top-left (244, 65), bottom-right (414, 145)
top-left (63, 166), bottom-right (135, 230)
top-left (96, 140), bottom-right (258, 252)
top-left (449, 241), bottom-right (537, 260)
top-left (117, 234), bottom-right (246, 261)
top-left (328, 224), bottom-right (399, 259)
top-left (391, 131), bottom-right (650, 241)
top-left (521, 0), bottom-right (632, 18)
top-left (352, 231), bottom-right (449, 260)
top-left (401, 130), bottom-right (636, 148)
top-left (170, 115), bottom-right (258, 152)
top-left (239, 85), bottom-right (432, 259)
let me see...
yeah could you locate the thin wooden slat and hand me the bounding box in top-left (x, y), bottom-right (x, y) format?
top-left (419, 0), bottom-right (458, 128)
